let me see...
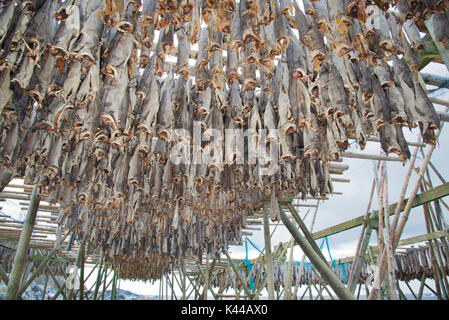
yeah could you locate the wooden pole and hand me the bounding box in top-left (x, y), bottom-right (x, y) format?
top-left (67, 242), bottom-right (85, 300)
top-left (347, 178), bottom-right (376, 293)
top-left (93, 254), bottom-right (104, 300)
top-left (0, 261), bottom-right (9, 285)
top-left (287, 203), bottom-right (331, 268)
top-left (181, 261), bottom-right (187, 300)
top-left (194, 259), bottom-right (217, 300)
top-left (283, 236), bottom-right (295, 300)
top-left (110, 271), bottom-right (117, 300)
top-left (18, 232), bottom-right (70, 296)
top-left (368, 142), bottom-right (436, 300)
top-left (166, 273), bottom-right (178, 300)
top-left (341, 152), bottom-right (402, 162)
top-left (100, 265), bottom-right (109, 300)
top-left (185, 273), bottom-right (202, 299)
top-left (347, 211), bottom-right (377, 294)
top-left (224, 249), bottom-right (252, 298)
top-left (5, 183), bottom-right (41, 300)
top-left (381, 162), bottom-right (398, 300)
top-left (79, 243), bottom-right (85, 300)
top-left (279, 206), bottom-right (354, 300)
top-left (48, 266), bottom-right (67, 300)
top-left (41, 270), bottom-right (49, 300)
top-left (293, 201), bottom-right (320, 299)
top-left (262, 204), bottom-right (275, 300)
top-left (171, 270), bottom-right (175, 300)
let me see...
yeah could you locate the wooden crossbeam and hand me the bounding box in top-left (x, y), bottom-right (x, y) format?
top-left (312, 182), bottom-right (449, 240)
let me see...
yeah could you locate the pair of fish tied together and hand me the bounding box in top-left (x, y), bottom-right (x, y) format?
top-left (0, 0), bottom-right (444, 280)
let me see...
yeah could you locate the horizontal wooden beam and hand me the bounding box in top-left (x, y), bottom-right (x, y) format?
top-left (362, 137), bottom-right (425, 148)
top-left (338, 230), bottom-right (448, 264)
top-left (341, 152), bottom-right (402, 162)
top-left (331, 178), bottom-right (350, 183)
top-left (312, 182), bottom-right (449, 240)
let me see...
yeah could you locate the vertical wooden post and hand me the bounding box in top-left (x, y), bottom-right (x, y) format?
top-left (0, 261), bottom-right (9, 285)
top-left (165, 273), bottom-right (168, 300)
top-left (369, 143), bottom-right (436, 300)
top-left (262, 205), bottom-right (275, 300)
top-left (93, 254), bottom-right (104, 300)
top-left (159, 276), bottom-right (162, 300)
top-left (381, 162), bottom-right (398, 300)
top-left (41, 270), bottom-right (49, 300)
top-left (279, 206), bottom-right (355, 300)
top-left (348, 178), bottom-right (376, 293)
top-left (171, 271), bottom-right (175, 300)
top-left (5, 183), bottom-right (41, 300)
top-left (181, 261), bottom-right (187, 300)
top-left (284, 237), bottom-right (295, 300)
top-left (111, 270), bottom-right (117, 300)
top-left (347, 211), bottom-right (376, 293)
top-left (79, 244), bottom-right (85, 300)
top-left (202, 258), bottom-right (208, 300)
top-left (100, 265), bottom-right (108, 300)
top-left (68, 242), bottom-right (85, 300)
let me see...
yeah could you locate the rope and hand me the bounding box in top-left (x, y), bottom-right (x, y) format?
top-left (244, 238), bottom-right (254, 290)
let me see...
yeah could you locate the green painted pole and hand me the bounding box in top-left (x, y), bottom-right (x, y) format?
top-left (5, 183), bottom-right (41, 300)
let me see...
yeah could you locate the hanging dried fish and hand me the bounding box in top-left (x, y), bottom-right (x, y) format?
top-left (0, 0), bottom-right (443, 281)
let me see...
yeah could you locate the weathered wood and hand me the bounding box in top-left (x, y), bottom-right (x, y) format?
top-left (5, 183), bottom-right (41, 300)
top-left (283, 236), bottom-right (295, 300)
top-left (341, 152), bottom-right (402, 162)
top-left (369, 142), bottom-right (438, 300)
top-left (381, 162), bottom-right (398, 300)
top-left (293, 202), bottom-right (320, 299)
top-left (279, 206), bottom-right (355, 300)
top-left (224, 249), bottom-right (252, 299)
top-left (18, 232), bottom-right (70, 296)
top-left (48, 266), bottom-right (67, 300)
top-left (339, 230), bottom-right (448, 264)
top-left (286, 203), bottom-right (331, 268)
top-left (313, 181), bottom-right (449, 240)
top-left (41, 270), bottom-right (49, 300)
top-left (68, 242), bottom-right (85, 300)
top-left (348, 178), bottom-right (376, 293)
top-left (262, 205), bottom-right (275, 300)
top-left (0, 261), bottom-right (9, 285)
top-left (93, 254), bottom-right (104, 300)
